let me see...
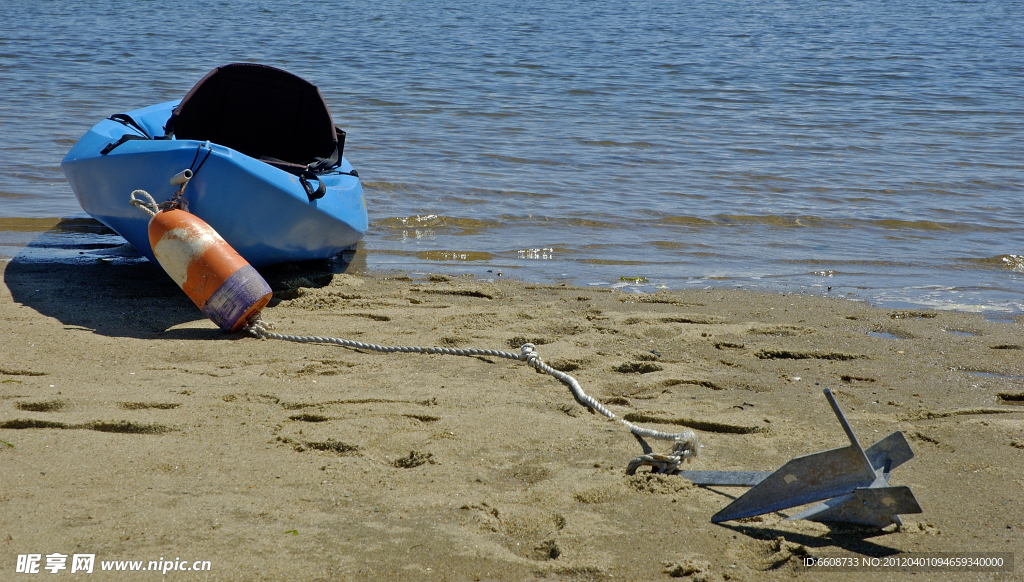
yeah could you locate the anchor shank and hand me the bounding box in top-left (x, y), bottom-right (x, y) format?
top-left (824, 388), bottom-right (875, 477)
top-left (824, 388), bottom-right (861, 448)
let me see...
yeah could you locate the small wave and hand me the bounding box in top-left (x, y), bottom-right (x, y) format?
top-left (582, 259), bottom-right (647, 266)
top-left (362, 98), bottom-right (407, 107)
top-left (659, 215), bottom-right (838, 228)
top-left (362, 181), bottom-right (415, 193)
top-left (367, 249), bottom-right (419, 257)
top-left (867, 218), bottom-right (998, 232)
top-left (575, 139), bottom-right (659, 148)
top-left (956, 255), bottom-right (1024, 272)
top-left (479, 153), bottom-right (564, 166)
top-left (655, 214), bottom-right (1007, 232)
top-left (465, 187), bottom-right (555, 200)
top-left (495, 215), bottom-right (626, 230)
top-left (651, 241), bottom-right (687, 249)
top-left (453, 110), bottom-right (521, 118)
top-left (417, 250), bottom-right (494, 262)
top-left (442, 197), bottom-right (489, 206)
top-left (517, 248), bottom-right (555, 260)
top-left (662, 192), bottom-right (709, 200)
top-left (374, 215), bottom-right (501, 231)
top-left (8, 170), bottom-right (64, 182)
top-left (657, 216), bottom-right (718, 228)
top-left (562, 218), bottom-right (624, 229)
top-left (737, 173), bottom-right (798, 183)
top-left (717, 215), bottom-right (840, 228)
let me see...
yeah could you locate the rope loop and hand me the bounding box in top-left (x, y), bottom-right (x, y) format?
top-left (129, 187), bottom-right (187, 216)
top-left (129, 190), bottom-right (159, 217)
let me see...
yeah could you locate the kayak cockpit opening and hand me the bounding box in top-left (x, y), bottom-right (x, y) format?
top-left (163, 63), bottom-right (345, 177)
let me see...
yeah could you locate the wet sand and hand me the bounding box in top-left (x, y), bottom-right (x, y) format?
top-left (1, 257), bottom-right (1022, 581)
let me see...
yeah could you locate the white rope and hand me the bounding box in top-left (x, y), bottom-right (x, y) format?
top-left (625, 440), bottom-right (696, 475)
top-left (243, 315), bottom-right (699, 463)
top-left (129, 190), bottom-right (159, 217)
top-left (129, 188), bottom-right (189, 219)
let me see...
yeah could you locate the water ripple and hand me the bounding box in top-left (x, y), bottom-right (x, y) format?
top-left (1, 0), bottom-right (1021, 312)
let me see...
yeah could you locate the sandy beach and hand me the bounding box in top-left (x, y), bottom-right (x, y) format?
top-left (1, 256), bottom-right (1022, 581)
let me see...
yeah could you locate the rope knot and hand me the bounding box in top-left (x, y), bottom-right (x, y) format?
top-left (673, 431), bottom-right (700, 460)
top-left (519, 343), bottom-right (537, 363)
top-left (242, 313), bottom-right (275, 338)
top-left (624, 431), bottom-right (700, 475)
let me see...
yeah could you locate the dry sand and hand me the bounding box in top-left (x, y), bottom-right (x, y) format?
top-left (1, 256), bottom-right (1022, 581)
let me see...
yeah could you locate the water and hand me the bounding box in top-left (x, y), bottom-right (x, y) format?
top-left (2, 0), bottom-right (1022, 314)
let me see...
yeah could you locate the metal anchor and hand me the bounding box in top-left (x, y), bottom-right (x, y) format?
top-left (680, 388), bottom-right (922, 528)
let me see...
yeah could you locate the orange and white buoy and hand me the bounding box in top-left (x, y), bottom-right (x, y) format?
top-left (146, 208), bottom-right (272, 332)
top-left (129, 180), bottom-right (272, 332)
top-left (123, 186), bottom-right (272, 335)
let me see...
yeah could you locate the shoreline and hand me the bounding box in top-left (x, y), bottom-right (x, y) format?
top-left (2, 216), bottom-right (1023, 322)
top-left (2, 257), bottom-right (1022, 580)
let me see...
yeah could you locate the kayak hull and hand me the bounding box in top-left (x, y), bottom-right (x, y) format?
top-left (61, 101), bottom-right (367, 268)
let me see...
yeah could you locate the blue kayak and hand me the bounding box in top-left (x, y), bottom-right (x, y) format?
top-left (61, 64), bottom-right (367, 268)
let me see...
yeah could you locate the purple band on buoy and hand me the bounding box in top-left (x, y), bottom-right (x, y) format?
top-left (201, 264), bottom-right (273, 331)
